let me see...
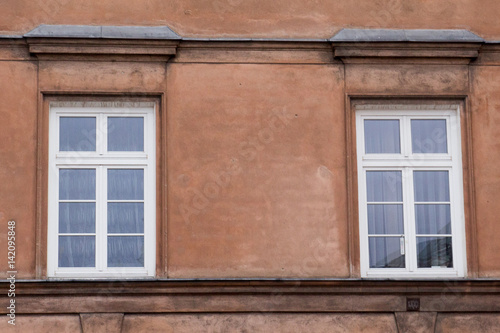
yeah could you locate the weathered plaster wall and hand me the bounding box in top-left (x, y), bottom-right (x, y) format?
top-left (2, 0), bottom-right (500, 40)
top-left (38, 61), bottom-right (168, 93)
top-left (345, 64), bottom-right (469, 95)
top-left (2, 312), bottom-right (500, 332)
top-left (0, 14), bottom-right (499, 281)
top-left (0, 2), bottom-right (499, 331)
top-left (1, 46), bottom-right (500, 279)
top-left (0, 313), bottom-right (400, 332)
top-left (470, 64), bottom-right (500, 277)
top-left (0, 61), bottom-right (38, 279)
top-left (166, 63), bottom-right (348, 277)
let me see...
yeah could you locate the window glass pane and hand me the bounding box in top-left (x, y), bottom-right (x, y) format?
top-left (58, 236), bottom-right (95, 267)
top-left (108, 169), bottom-right (144, 200)
top-left (411, 119), bottom-right (447, 154)
top-left (364, 119), bottom-right (400, 154)
top-left (59, 203), bottom-right (95, 233)
top-left (366, 171), bottom-right (402, 202)
top-left (415, 204), bottom-right (451, 235)
top-left (108, 236), bottom-right (144, 267)
top-left (108, 203), bottom-right (144, 233)
top-left (59, 169), bottom-right (96, 200)
top-left (108, 117), bottom-right (144, 151)
top-left (414, 171), bottom-right (450, 202)
top-left (368, 204), bottom-right (404, 235)
top-left (59, 117), bottom-right (96, 151)
top-left (369, 237), bottom-right (405, 268)
top-left (417, 237), bottom-right (453, 268)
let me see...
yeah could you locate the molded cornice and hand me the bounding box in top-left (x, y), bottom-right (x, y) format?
top-left (0, 26), bottom-right (492, 64)
top-left (330, 29), bottom-right (484, 64)
top-left (24, 25), bottom-right (181, 61)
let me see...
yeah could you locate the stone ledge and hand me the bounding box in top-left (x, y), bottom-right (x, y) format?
top-left (25, 38), bottom-right (179, 61)
top-left (1, 279), bottom-right (499, 314)
top-left (24, 25), bottom-right (180, 60)
top-left (330, 29), bottom-right (483, 64)
top-left (330, 29), bottom-right (484, 43)
top-left (6, 279), bottom-right (500, 295)
top-left (24, 25), bottom-right (181, 40)
top-left (332, 42), bottom-right (482, 64)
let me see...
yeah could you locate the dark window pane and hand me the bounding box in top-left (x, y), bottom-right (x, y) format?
top-left (417, 237), bottom-right (453, 268)
top-left (59, 202), bottom-right (95, 233)
top-left (367, 171), bottom-right (403, 202)
top-left (58, 236), bottom-right (95, 267)
top-left (59, 169), bottom-right (96, 200)
top-left (414, 171), bottom-right (450, 202)
top-left (108, 117), bottom-right (144, 151)
top-left (369, 237), bottom-right (405, 268)
top-left (411, 119), bottom-right (447, 154)
top-left (108, 202), bottom-right (144, 233)
top-left (364, 119), bottom-right (401, 154)
top-left (108, 236), bottom-right (144, 267)
top-left (368, 204), bottom-right (404, 235)
top-left (415, 204), bottom-right (451, 235)
top-left (59, 117), bottom-right (96, 151)
top-left (108, 169), bottom-right (144, 200)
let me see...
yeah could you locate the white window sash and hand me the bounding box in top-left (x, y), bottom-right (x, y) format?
top-left (356, 107), bottom-right (466, 278)
top-left (47, 105), bottom-right (156, 278)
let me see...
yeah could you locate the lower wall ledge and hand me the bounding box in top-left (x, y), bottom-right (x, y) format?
top-left (2, 279), bottom-right (500, 314)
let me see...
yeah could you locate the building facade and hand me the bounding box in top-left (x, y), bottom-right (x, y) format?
top-left (1, 1), bottom-right (500, 332)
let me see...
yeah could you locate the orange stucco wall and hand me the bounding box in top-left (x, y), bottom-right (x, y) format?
top-left (0, 61), bottom-right (38, 279)
top-left (167, 63), bottom-right (348, 277)
top-left (0, 51), bottom-right (498, 279)
top-left (0, 2), bottom-right (500, 281)
top-left (1, 0), bottom-right (500, 40)
top-left (1, 46), bottom-right (500, 278)
top-left (470, 65), bottom-right (500, 277)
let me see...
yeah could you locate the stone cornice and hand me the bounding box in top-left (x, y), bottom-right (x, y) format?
top-left (473, 43), bottom-right (500, 65)
top-left (17, 38), bottom-right (485, 64)
top-left (25, 38), bottom-right (180, 61)
top-left (331, 42), bottom-right (482, 64)
top-left (330, 29), bottom-right (484, 64)
top-left (24, 25), bottom-right (181, 61)
top-left (0, 26), bottom-right (496, 64)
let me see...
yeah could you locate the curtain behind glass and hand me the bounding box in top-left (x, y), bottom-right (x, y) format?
top-left (414, 170), bottom-right (453, 268)
top-left (364, 119), bottom-right (400, 154)
top-left (107, 168), bottom-right (145, 268)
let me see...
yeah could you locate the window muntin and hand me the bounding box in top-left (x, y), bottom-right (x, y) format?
top-left (48, 105), bottom-right (155, 278)
top-left (356, 107), bottom-right (465, 278)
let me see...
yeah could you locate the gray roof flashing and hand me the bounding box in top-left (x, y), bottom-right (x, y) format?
top-left (8, 25), bottom-right (488, 44)
top-left (330, 29), bottom-right (484, 43)
top-left (0, 35), bottom-right (23, 39)
top-left (24, 24), bottom-right (181, 40)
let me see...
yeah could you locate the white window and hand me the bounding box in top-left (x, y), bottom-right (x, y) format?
top-left (356, 105), bottom-right (466, 278)
top-left (48, 103), bottom-right (156, 278)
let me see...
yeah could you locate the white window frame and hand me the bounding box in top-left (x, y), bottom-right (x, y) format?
top-left (356, 105), bottom-right (466, 278)
top-left (48, 104), bottom-right (156, 278)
